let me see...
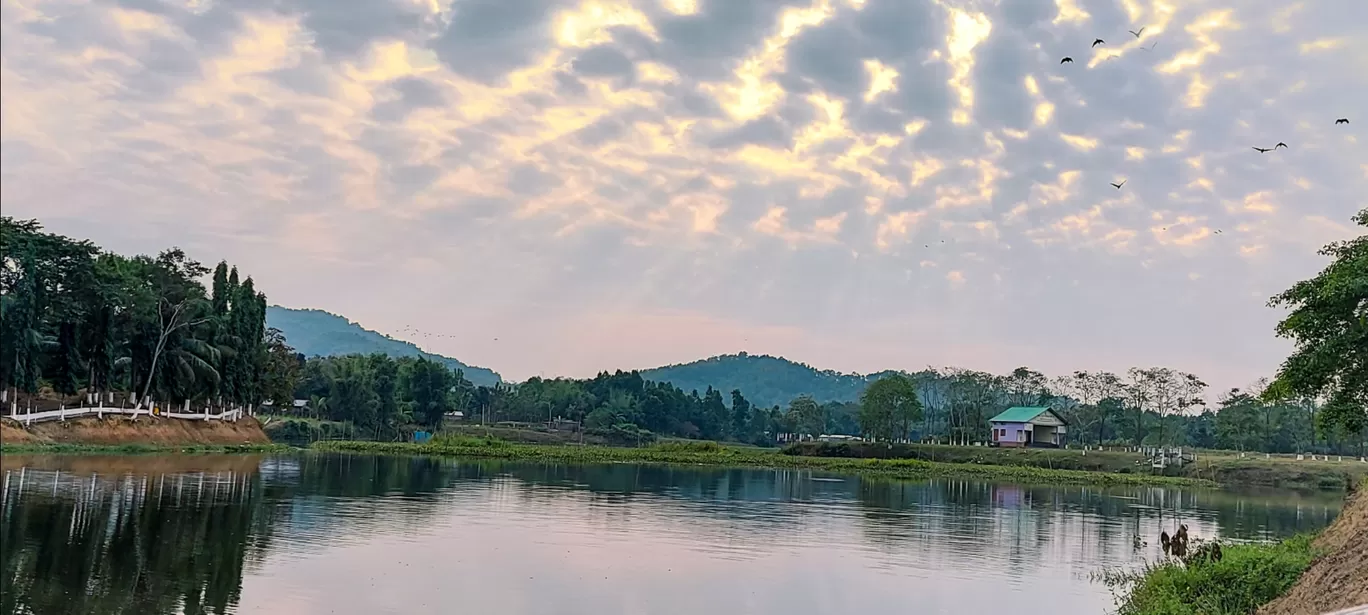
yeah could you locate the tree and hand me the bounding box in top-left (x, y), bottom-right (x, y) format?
top-left (1004, 367), bottom-right (1049, 407)
top-left (789, 395), bottom-right (824, 437)
top-left (140, 296), bottom-right (213, 406)
top-left (859, 374), bottom-right (924, 442)
top-left (730, 389), bottom-right (751, 440)
top-left (1265, 207), bottom-right (1368, 441)
top-left (260, 328), bottom-right (302, 408)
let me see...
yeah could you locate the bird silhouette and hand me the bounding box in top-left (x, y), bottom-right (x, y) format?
top-left (1092, 38), bottom-right (1105, 47)
top-left (1129, 27), bottom-right (1145, 38)
top-left (1060, 57), bottom-right (1074, 64)
top-left (1110, 180), bottom-right (1126, 189)
top-left (1140, 41), bottom-right (1159, 51)
top-left (1335, 118), bottom-right (1349, 125)
top-left (1252, 146), bottom-right (1271, 153)
top-left (1275, 142), bottom-right (1288, 150)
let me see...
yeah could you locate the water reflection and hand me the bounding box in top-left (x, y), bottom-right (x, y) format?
top-left (0, 454), bottom-right (1343, 615)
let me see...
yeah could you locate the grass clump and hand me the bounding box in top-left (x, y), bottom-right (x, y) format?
top-left (1100, 535), bottom-right (1316, 615)
top-left (652, 440), bottom-right (727, 454)
top-left (431, 433), bottom-right (510, 448)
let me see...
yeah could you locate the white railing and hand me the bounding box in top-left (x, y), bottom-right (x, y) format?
top-left (4, 401), bottom-right (245, 426)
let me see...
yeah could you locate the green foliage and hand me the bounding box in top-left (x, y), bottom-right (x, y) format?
top-left (859, 373), bottom-right (923, 441)
top-left (1104, 535), bottom-right (1316, 615)
top-left (1266, 207), bottom-right (1368, 437)
top-left (788, 395), bottom-right (825, 436)
top-left (432, 433), bottom-right (509, 448)
top-left (0, 217), bottom-right (275, 407)
top-left (652, 440), bottom-right (725, 453)
top-left (264, 306), bottom-right (501, 386)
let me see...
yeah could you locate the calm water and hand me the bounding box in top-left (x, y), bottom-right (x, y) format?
top-left (0, 454), bottom-right (1343, 615)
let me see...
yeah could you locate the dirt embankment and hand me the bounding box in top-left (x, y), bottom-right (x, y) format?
top-left (1260, 482), bottom-right (1368, 615)
top-left (0, 415), bottom-right (270, 446)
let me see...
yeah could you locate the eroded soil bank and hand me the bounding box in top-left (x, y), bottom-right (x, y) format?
top-left (1259, 482), bottom-right (1368, 615)
top-left (1, 415), bottom-right (270, 447)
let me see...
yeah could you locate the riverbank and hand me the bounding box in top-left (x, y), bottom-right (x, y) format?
top-left (310, 439), bottom-right (1212, 487)
top-left (1109, 479), bottom-right (1367, 615)
top-left (785, 441), bottom-right (1368, 491)
top-left (1258, 479), bottom-right (1368, 615)
top-left (1, 415), bottom-right (274, 449)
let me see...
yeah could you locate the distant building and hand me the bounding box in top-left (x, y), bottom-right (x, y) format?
top-left (989, 406), bottom-right (1069, 448)
top-left (816, 434), bottom-right (862, 443)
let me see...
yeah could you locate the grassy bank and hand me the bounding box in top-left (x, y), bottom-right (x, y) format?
top-left (785, 441), bottom-right (1368, 491)
top-left (1101, 536), bottom-right (1317, 615)
top-left (0, 442), bottom-right (292, 455)
top-left (1106, 478), bottom-right (1368, 615)
top-left (310, 438), bottom-right (1211, 487)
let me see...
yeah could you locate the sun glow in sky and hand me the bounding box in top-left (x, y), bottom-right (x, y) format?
top-left (1, 0), bottom-right (1364, 389)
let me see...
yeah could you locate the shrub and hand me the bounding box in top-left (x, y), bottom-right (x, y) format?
top-left (1102, 535), bottom-right (1315, 615)
top-left (653, 440), bottom-right (725, 454)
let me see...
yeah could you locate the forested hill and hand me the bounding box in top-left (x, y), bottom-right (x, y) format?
top-left (639, 353), bottom-right (870, 408)
top-left (265, 306), bottom-right (501, 386)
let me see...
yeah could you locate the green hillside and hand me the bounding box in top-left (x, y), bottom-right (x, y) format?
top-left (639, 352), bottom-right (871, 408)
top-left (265, 306), bottom-right (501, 386)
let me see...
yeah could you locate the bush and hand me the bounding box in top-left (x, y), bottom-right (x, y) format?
top-left (653, 440), bottom-right (725, 454)
top-left (585, 424), bottom-right (656, 447)
top-left (432, 433), bottom-right (508, 448)
top-left (1102, 535), bottom-right (1315, 615)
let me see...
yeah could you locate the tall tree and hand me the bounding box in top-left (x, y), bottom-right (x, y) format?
top-left (859, 374), bottom-right (924, 442)
top-left (789, 395), bottom-right (825, 437)
top-left (1265, 207), bottom-right (1368, 441)
top-left (730, 389), bottom-right (751, 440)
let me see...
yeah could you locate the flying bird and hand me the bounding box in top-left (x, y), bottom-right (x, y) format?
top-left (1252, 146), bottom-right (1272, 153)
top-left (1129, 27), bottom-right (1145, 38)
top-left (1110, 180), bottom-right (1126, 189)
top-left (1092, 38), bottom-right (1105, 47)
top-left (1061, 56), bottom-right (1074, 64)
top-left (1275, 142), bottom-right (1288, 150)
top-left (1141, 41), bottom-right (1159, 51)
top-left (1335, 118), bottom-right (1349, 125)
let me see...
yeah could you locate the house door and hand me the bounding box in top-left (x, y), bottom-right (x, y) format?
top-left (1025, 429), bottom-right (1033, 445)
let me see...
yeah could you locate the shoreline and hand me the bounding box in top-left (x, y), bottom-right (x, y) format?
top-left (307, 440), bottom-right (1215, 488)
top-left (1109, 478), bottom-right (1367, 615)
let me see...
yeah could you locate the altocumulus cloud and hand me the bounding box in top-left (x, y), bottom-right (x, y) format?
top-left (2, 0), bottom-right (1365, 388)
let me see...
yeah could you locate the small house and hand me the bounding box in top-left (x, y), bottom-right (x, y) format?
top-left (989, 406), bottom-right (1069, 448)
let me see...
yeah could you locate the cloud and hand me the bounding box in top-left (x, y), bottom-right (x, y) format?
top-left (3, 0), bottom-right (1366, 392)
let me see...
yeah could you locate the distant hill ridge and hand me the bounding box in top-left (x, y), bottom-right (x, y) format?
top-left (265, 306), bottom-right (501, 386)
top-left (639, 352), bottom-right (874, 408)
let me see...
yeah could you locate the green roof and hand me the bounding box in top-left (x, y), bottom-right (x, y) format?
top-left (989, 406), bottom-right (1053, 423)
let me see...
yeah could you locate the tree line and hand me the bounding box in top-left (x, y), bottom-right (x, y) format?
top-left (0, 217), bottom-right (293, 409)
top-left (3, 208), bottom-right (1363, 455)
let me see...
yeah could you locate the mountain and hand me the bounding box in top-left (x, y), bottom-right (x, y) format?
top-left (639, 353), bottom-right (872, 408)
top-left (265, 306), bottom-right (502, 386)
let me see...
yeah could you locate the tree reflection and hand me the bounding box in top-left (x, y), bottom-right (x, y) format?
top-left (2, 468), bottom-right (259, 615)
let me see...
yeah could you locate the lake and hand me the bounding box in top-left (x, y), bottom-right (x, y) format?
top-left (0, 453), bottom-right (1343, 615)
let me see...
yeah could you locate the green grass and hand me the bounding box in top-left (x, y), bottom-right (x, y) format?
top-left (309, 439), bottom-right (1213, 487)
top-left (785, 441), bottom-right (1368, 491)
top-left (1100, 536), bottom-right (1316, 615)
top-left (0, 442), bottom-right (293, 455)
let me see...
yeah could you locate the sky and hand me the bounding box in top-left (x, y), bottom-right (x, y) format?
top-left (2, 0), bottom-right (1365, 391)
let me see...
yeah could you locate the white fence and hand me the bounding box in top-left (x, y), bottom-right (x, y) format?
top-left (4, 400), bottom-right (246, 426)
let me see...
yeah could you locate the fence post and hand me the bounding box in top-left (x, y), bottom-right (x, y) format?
top-left (60, 405), bottom-right (65, 422)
